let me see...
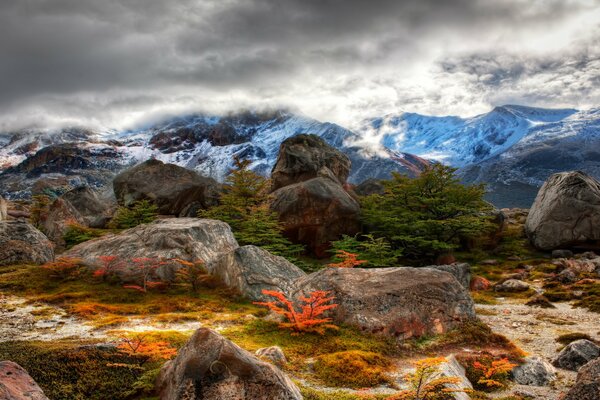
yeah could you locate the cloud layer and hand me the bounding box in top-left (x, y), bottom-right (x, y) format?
top-left (1, 0), bottom-right (599, 131)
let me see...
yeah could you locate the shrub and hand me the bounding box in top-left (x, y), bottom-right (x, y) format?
top-left (62, 223), bottom-right (106, 248)
top-left (328, 250), bottom-right (367, 268)
top-left (254, 289), bottom-right (338, 335)
top-left (122, 257), bottom-right (168, 293)
top-left (361, 164), bottom-right (494, 261)
top-left (462, 354), bottom-right (516, 391)
top-left (331, 234), bottom-right (401, 268)
top-left (313, 350), bottom-right (392, 388)
top-left (173, 259), bottom-right (213, 292)
top-left (389, 357), bottom-right (462, 400)
top-left (41, 257), bottom-right (86, 281)
top-left (556, 332), bottom-right (595, 346)
top-left (93, 255), bottom-right (125, 282)
top-left (117, 333), bottom-right (177, 365)
top-left (29, 194), bottom-right (51, 229)
top-left (109, 200), bottom-right (158, 229)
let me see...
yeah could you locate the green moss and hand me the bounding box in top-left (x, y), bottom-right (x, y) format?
top-left (556, 332), bottom-right (595, 345)
top-left (299, 385), bottom-right (388, 400)
top-left (313, 350), bottom-right (392, 388)
top-left (0, 340), bottom-right (152, 400)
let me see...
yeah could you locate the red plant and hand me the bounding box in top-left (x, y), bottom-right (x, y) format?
top-left (328, 250), bottom-right (367, 268)
top-left (117, 334), bottom-right (177, 363)
top-left (471, 358), bottom-right (516, 390)
top-left (41, 257), bottom-right (85, 281)
top-left (123, 257), bottom-right (168, 293)
top-left (94, 255), bottom-right (124, 281)
top-left (254, 290), bottom-right (338, 334)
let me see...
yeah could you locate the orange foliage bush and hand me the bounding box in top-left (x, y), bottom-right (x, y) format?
top-left (254, 289), bottom-right (338, 335)
top-left (117, 334), bottom-right (177, 364)
top-left (328, 250), bottom-right (367, 268)
top-left (122, 257), bottom-right (168, 293)
top-left (173, 258), bottom-right (212, 292)
top-left (389, 357), bottom-right (462, 400)
top-left (41, 257), bottom-right (86, 281)
top-left (471, 357), bottom-right (516, 390)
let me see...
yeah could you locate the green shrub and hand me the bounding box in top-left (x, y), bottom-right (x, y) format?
top-left (361, 164), bottom-right (494, 261)
top-left (62, 223), bottom-right (107, 248)
top-left (331, 234), bottom-right (401, 267)
top-left (109, 200), bottom-right (158, 229)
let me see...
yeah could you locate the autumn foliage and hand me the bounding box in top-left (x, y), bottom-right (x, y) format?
top-left (328, 250), bottom-right (367, 268)
top-left (254, 289), bottom-right (338, 334)
top-left (41, 257), bottom-right (86, 281)
top-left (389, 357), bottom-right (463, 400)
top-left (470, 357), bottom-right (516, 390)
top-left (117, 334), bottom-right (177, 364)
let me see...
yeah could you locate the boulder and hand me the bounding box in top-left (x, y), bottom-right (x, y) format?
top-left (292, 267), bottom-right (476, 340)
top-left (270, 177), bottom-right (360, 257)
top-left (470, 276), bottom-right (491, 291)
top-left (255, 346), bottom-right (287, 367)
top-left (436, 355), bottom-right (473, 400)
top-left (42, 197), bottom-right (87, 245)
top-left (511, 356), bottom-right (557, 386)
top-left (270, 134), bottom-right (351, 190)
top-left (0, 195), bottom-right (7, 221)
top-left (525, 171), bottom-right (600, 250)
top-left (494, 279), bottom-right (530, 292)
top-left (210, 245), bottom-right (306, 301)
top-left (156, 328), bottom-right (302, 400)
top-left (61, 186), bottom-right (115, 228)
top-left (552, 339), bottom-right (600, 371)
top-left (0, 220), bottom-right (54, 266)
top-left (113, 159), bottom-right (220, 216)
top-left (0, 361), bottom-right (49, 400)
top-left (564, 358), bottom-right (600, 400)
top-left (63, 218), bottom-right (238, 281)
top-left (426, 263), bottom-right (471, 289)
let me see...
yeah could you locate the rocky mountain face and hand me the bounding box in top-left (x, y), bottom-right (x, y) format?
top-left (0, 110), bottom-right (428, 199)
top-left (362, 105), bottom-right (600, 208)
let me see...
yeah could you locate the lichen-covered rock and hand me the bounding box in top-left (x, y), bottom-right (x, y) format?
top-left (0, 220), bottom-right (54, 266)
top-left (270, 177), bottom-right (360, 256)
top-left (525, 171), bottom-right (600, 250)
top-left (293, 267), bottom-right (476, 340)
top-left (210, 245), bottom-right (305, 301)
top-left (43, 197), bottom-right (87, 245)
top-left (255, 346), bottom-right (287, 367)
top-left (552, 339), bottom-right (600, 371)
top-left (0, 361), bottom-right (49, 400)
top-left (113, 159), bottom-right (220, 216)
top-left (563, 357), bottom-right (600, 400)
top-left (426, 263), bottom-right (471, 289)
top-left (470, 276), bottom-right (491, 291)
top-left (61, 186), bottom-right (115, 228)
top-left (436, 355), bottom-right (473, 400)
top-left (271, 134), bottom-right (351, 190)
top-left (511, 356), bottom-right (557, 386)
top-left (494, 279), bottom-right (530, 292)
top-left (63, 218), bottom-right (238, 281)
top-left (156, 328), bottom-right (302, 400)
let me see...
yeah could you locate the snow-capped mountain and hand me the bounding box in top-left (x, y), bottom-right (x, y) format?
top-left (362, 105), bottom-right (600, 207)
top-left (0, 110), bottom-right (428, 199)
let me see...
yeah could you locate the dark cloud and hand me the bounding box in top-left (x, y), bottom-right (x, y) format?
top-left (0, 0), bottom-right (598, 131)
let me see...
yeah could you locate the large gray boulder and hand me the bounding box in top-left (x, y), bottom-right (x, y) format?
top-left (156, 328), bottom-right (302, 400)
top-left (63, 218), bottom-right (238, 281)
top-left (270, 177), bottom-right (360, 257)
top-left (564, 357), bottom-right (600, 400)
top-left (425, 263), bottom-right (471, 289)
top-left (0, 361), bottom-right (49, 400)
top-left (0, 220), bottom-right (54, 266)
top-left (511, 356), bottom-right (557, 386)
top-left (113, 159), bottom-right (220, 216)
top-left (0, 195), bottom-right (7, 221)
top-left (525, 171), bottom-right (600, 250)
top-left (271, 134), bottom-right (351, 191)
top-left (292, 267), bottom-right (476, 340)
top-left (552, 339), bottom-right (600, 371)
top-left (210, 245), bottom-right (306, 301)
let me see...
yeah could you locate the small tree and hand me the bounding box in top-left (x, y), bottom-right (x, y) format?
top-left (173, 259), bottom-right (211, 293)
top-left (123, 257), bottom-right (166, 293)
top-left (201, 157), bottom-right (303, 261)
top-left (109, 200), bottom-right (158, 229)
top-left (361, 164), bottom-right (494, 261)
top-left (94, 255), bottom-right (125, 282)
top-left (254, 289), bottom-right (338, 335)
top-left (30, 194), bottom-right (51, 229)
top-left (117, 334), bottom-right (177, 365)
top-left (328, 250), bottom-right (367, 268)
top-left (41, 257), bottom-right (86, 281)
top-left (331, 234), bottom-right (401, 267)
top-left (390, 357), bottom-right (462, 400)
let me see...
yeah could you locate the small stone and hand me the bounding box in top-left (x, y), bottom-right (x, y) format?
top-left (552, 249), bottom-right (574, 258)
top-left (552, 339), bottom-right (600, 371)
top-left (470, 276), bottom-right (491, 291)
top-left (557, 269), bottom-right (578, 284)
top-left (526, 294), bottom-right (555, 309)
top-left (511, 356), bottom-right (557, 386)
top-left (480, 259), bottom-right (499, 265)
top-left (494, 279), bottom-right (530, 292)
top-left (255, 346), bottom-right (287, 367)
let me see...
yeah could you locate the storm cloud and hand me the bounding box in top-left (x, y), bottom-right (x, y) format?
top-left (0, 0), bottom-right (599, 131)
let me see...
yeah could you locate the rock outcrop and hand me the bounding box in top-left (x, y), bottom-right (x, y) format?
top-left (113, 159), bottom-right (220, 216)
top-left (63, 218), bottom-right (238, 281)
top-left (270, 134), bottom-right (351, 191)
top-left (525, 171), bottom-right (600, 250)
top-left (0, 195), bottom-right (7, 221)
top-left (0, 361), bottom-right (49, 400)
top-left (0, 220), bottom-right (54, 266)
top-left (511, 356), bottom-right (557, 386)
top-left (271, 177), bottom-right (360, 257)
top-left (292, 267), bottom-right (476, 340)
top-left (156, 328), bottom-right (302, 400)
top-left (563, 357), bottom-right (600, 400)
top-left (425, 263), bottom-right (471, 289)
top-left (210, 245), bottom-right (306, 301)
top-left (552, 339), bottom-right (600, 371)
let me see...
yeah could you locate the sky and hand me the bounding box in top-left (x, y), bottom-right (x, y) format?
top-left (1, 0), bottom-right (599, 132)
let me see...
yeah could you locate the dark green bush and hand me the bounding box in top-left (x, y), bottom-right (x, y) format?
top-left (109, 200), bottom-right (158, 229)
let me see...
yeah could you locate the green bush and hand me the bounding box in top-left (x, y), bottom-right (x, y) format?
top-left (109, 200), bottom-right (158, 229)
top-left (62, 224), bottom-right (107, 248)
top-left (361, 164), bottom-right (494, 261)
top-left (331, 234), bottom-right (401, 267)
